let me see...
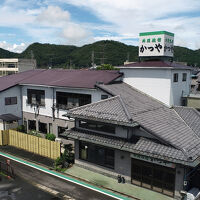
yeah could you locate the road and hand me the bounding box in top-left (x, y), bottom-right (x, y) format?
top-left (0, 155), bottom-right (121, 200)
top-left (0, 174), bottom-right (56, 200)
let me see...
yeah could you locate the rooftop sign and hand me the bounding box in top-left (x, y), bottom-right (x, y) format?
top-left (139, 31), bottom-right (174, 57)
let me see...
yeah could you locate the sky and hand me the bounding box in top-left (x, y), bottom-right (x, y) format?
top-left (0, 0), bottom-right (200, 53)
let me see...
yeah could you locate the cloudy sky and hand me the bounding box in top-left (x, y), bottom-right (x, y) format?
top-left (0, 0), bottom-right (200, 52)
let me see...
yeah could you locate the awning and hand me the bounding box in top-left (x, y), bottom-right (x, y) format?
top-left (0, 114), bottom-right (21, 122)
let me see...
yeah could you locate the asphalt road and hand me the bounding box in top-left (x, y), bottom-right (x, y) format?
top-left (0, 155), bottom-right (119, 200)
top-left (0, 174), bottom-right (56, 200)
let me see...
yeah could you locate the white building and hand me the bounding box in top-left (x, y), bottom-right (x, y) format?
top-left (0, 69), bottom-right (121, 134)
top-left (0, 58), bottom-right (36, 76)
top-left (119, 61), bottom-right (191, 106)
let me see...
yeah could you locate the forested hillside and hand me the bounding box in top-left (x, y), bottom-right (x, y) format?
top-left (0, 40), bottom-right (199, 68)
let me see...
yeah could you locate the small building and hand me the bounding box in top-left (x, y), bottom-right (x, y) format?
top-left (0, 58), bottom-right (36, 77)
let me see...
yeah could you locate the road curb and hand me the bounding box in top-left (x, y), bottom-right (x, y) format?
top-left (0, 151), bottom-right (130, 200)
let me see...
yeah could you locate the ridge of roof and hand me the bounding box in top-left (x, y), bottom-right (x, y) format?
top-left (96, 82), bottom-right (200, 161)
top-left (67, 95), bottom-right (138, 126)
top-left (118, 95), bottom-right (133, 122)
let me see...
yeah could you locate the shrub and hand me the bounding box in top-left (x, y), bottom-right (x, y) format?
top-left (45, 133), bottom-right (56, 141)
top-left (54, 144), bottom-right (74, 169)
top-left (27, 130), bottom-right (42, 137)
top-left (16, 125), bottom-right (25, 133)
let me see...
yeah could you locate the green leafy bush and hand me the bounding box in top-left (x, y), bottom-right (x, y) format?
top-left (27, 130), bottom-right (42, 137)
top-left (16, 125), bottom-right (25, 133)
top-left (54, 144), bottom-right (74, 170)
top-left (45, 133), bottom-right (56, 141)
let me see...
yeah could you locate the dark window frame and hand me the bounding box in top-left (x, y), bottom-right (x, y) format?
top-left (182, 73), bottom-right (187, 82)
top-left (28, 120), bottom-right (36, 131)
top-left (79, 141), bottom-right (115, 169)
top-left (56, 92), bottom-right (91, 110)
top-left (27, 89), bottom-right (45, 106)
top-left (79, 120), bottom-right (115, 134)
top-left (173, 73), bottom-right (178, 82)
top-left (5, 97), bottom-right (17, 105)
top-left (38, 121), bottom-right (47, 134)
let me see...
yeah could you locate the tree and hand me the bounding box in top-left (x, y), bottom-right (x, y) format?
top-left (96, 64), bottom-right (118, 70)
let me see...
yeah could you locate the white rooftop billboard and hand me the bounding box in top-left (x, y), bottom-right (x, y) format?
top-left (139, 31), bottom-right (174, 57)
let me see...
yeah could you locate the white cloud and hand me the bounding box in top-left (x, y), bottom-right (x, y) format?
top-left (61, 0), bottom-right (200, 49)
top-left (36, 6), bottom-right (70, 27)
top-left (0, 41), bottom-right (28, 53)
top-left (61, 23), bottom-right (93, 45)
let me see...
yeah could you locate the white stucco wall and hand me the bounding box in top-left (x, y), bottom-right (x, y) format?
top-left (120, 68), bottom-right (172, 106)
top-left (120, 67), bottom-right (191, 106)
top-left (0, 86), bottom-right (22, 118)
top-left (22, 85), bottom-right (108, 120)
top-left (170, 69), bottom-right (191, 106)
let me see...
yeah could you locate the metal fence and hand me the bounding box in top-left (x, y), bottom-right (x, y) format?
top-left (0, 130), bottom-right (61, 160)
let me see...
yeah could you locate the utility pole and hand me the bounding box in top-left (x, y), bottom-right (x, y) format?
top-left (127, 52), bottom-right (130, 62)
top-left (91, 50), bottom-right (95, 67)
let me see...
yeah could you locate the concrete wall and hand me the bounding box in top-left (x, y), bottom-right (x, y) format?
top-left (18, 59), bottom-right (36, 72)
top-left (187, 95), bottom-right (200, 110)
top-left (23, 112), bottom-right (74, 137)
top-left (170, 69), bottom-right (191, 106)
top-left (120, 68), bottom-right (191, 106)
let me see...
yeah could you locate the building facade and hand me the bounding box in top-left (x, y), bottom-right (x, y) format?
top-left (64, 82), bottom-right (200, 200)
top-left (0, 58), bottom-right (36, 77)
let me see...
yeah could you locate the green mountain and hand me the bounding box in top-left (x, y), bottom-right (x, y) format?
top-left (0, 40), bottom-right (199, 68)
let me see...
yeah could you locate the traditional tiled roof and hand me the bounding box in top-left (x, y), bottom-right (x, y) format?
top-left (68, 82), bottom-right (200, 164)
top-left (68, 95), bottom-right (138, 127)
top-left (64, 129), bottom-right (190, 165)
top-left (174, 106), bottom-right (200, 138)
top-left (0, 69), bottom-right (122, 92)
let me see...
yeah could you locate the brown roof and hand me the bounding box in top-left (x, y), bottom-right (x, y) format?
top-left (120, 60), bottom-right (191, 69)
top-left (0, 69), bottom-right (122, 91)
top-left (0, 69), bottom-right (45, 92)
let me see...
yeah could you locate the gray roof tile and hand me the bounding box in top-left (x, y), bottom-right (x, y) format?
top-left (69, 82), bottom-right (200, 163)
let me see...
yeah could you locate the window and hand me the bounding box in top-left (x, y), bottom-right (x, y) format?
top-left (101, 95), bottom-right (108, 100)
top-left (28, 120), bottom-right (36, 131)
top-left (8, 64), bottom-right (16, 68)
top-left (56, 92), bottom-right (91, 109)
top-left (182, 73), bottom-right (187, 81)
top-left (79, 141), bottom-right (114, 169)
top-left (58, 126), bottom-right (67, 137)
top-left (173, 73), bottom-right (178, 82)
top-left (5, 97), bottom-right (17, 105)
top-left (38, 121), bottom-right (47, 134)
top-left (79, 120), bottom-right (115, 134)
top-left (27, 89), bottom-right (45, 106)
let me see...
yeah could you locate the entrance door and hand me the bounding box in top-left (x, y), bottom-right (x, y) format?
top-left (131, 159), bottom-right (175, 197)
